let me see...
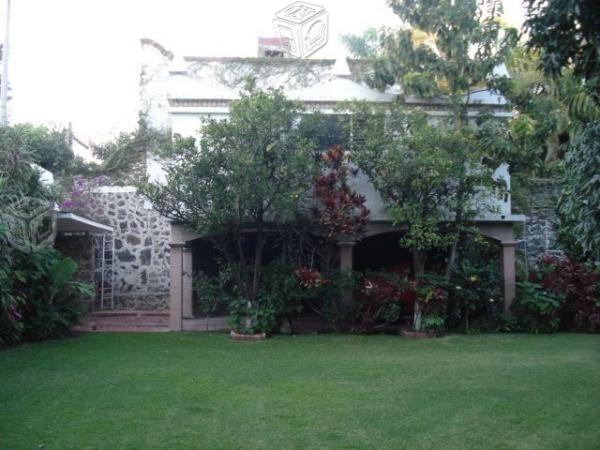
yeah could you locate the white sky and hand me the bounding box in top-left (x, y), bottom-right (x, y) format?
top-left (0, 0), bottom-right (525, 143)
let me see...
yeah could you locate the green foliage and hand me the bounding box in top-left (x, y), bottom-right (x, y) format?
top-left (228, 298), bottom-right (278, 335)
top-left (92, 116), bottom-right (168, 182)
top-left (351, 105), bottom-right (499, 266)
top-left (557, 120), bottom-right (600, 261)
top-left (0, 126), bottom-right (56, 201)
top-left (10, 124), bottom-right (75, 174)
top-left (0, 241), bottom-right (93, 345)
top-left (142, 83), bottom-right (316, 312)
top-left (340, 27), bottom-right (379, 59)
top-left (0, 224), bottom-right (23, 345)
top-left (512, 281), bottom-right (564, 333)
top-left (17, 248), bottom-right (93, 341)
top-left (193, 267), bottom-right (233, 325)
top-left (371, 0), bottom-right (516, 121)
top-left (448, 258), bottom-right (502, 333)
top-left (524, 0), bottom-right (600, 97)
top-left (421, 314), bottom-right (445, 333)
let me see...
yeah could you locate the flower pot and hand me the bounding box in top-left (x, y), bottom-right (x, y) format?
top-left (229, 330), bottom-right (267, 342)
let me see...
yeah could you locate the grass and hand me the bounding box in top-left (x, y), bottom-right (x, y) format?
top-left (1, 333), bottom-right (599, 449)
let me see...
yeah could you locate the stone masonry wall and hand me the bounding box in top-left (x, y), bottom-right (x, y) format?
top-left (522, 179), bottom-right (562, 263)
top-left (80, 188), bottom-right (171, 310)
top-left (54, 234), bottom-right (95, 285)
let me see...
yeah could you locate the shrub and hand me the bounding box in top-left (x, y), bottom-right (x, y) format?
top-left (228, 298), bottom-right (278, 335)
top-left (448, 259), bottom-right (503, 333)
top-left (0, 225), bottom-right (23, 345)
top-left (535, 254), bottom-right (600, 332)
top-left (414, 273), bottom-right (449, 330)
top-left (355, 271), bottom-right (409, 330)
top-left (19, 249), bottom-right (93, 341)
top-left (193, 266), bottom-right (233, 329)
top-left (512, 281), bottom-right (564, 333)
top-left (421, 314), bottom-right (445, 333)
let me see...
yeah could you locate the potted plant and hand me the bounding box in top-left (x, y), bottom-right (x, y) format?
top-left (228, 298), bottom-right (276, 341)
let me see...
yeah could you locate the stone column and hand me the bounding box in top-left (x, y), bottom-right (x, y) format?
top-left (182, 247), bottom-right (193, 319)
top-left (169, 243), bottom-right (184, 331)
top-left (500, 241), bottom-right (517, 313)
top-left (338, 239), bottom-right (355, 310)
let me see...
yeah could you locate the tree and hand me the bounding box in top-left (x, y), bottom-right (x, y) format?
top-left (340, 28), bottom-right (379, 59)
top-left (0, 126), bottom-right (54, 201)
top-left (370, 0), bottom-right (516, 127)
top-left (524, 0), bottom-right (600, 98)
top-left (557, 120), bottom-right (600, 261)
top-left (13, 124), bottom-right (75, 174)
top-left (524, 0), bottom-right (600, 264)
top-left (142, 83), bottom-right (317, 329)
top-left (352, 107), bottom-right (497, 273)
top-left (349, 0), bottom-right (512, 273)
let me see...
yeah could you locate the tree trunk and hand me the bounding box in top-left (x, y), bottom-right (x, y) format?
top-left (445, 240), bottom-right (458, 280)
top-left (413, 247), bottom-right (425, 331)
top-left (251, 218), bottom-right (264, 301)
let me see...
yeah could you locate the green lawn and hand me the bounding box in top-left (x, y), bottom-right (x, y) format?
top-left (1, 333), bottom-right (599, 449)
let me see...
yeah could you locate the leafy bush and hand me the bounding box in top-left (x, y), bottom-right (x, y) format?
top-left (0, 241), bottom-right (93, 344)
top-left (0, 225), bottom-right (23, 345)
top-left (193, 267), bottom-right (233, 329)
top-left (18, 249), bottom-right (93, 341)
top-left (535, 254), bottom-right (600, 332)
top-left (421, 315), bottom-right (445, 333)
top-left (228, 298), bottom-right (278, 335)
top-left (355, 271), bottom-right (409, 330)
top-left (448, 259), bottom-right (503, 333)
top-left (512, 281), bottom-right (564, 333)
top-left (414, 273), bottom-right (449, 331)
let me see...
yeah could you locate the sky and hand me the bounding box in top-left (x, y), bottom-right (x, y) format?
top-left (0, 0), bottom-right (525, 143)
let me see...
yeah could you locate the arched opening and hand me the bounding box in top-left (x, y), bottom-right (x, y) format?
top-left (354, 232), bottom-right (412, 274)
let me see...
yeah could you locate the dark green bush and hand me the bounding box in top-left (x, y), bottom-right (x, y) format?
top-left (18, 248), bottom-right (93, 341)
top-left (447, 259), bottom-right (503, 333)
top-left (511, 281), bottom-right (564, 333)
top-left (0, 240), bottom-right (93, 345)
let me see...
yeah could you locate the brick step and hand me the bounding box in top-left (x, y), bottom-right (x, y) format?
top-left (74, 324), bottom-right (170, 332)
top-left (75, 310), bottom-right (170, 333)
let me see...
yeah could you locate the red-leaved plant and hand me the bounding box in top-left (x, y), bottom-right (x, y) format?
top-left (294, 267), bottom-right (328, 289)
top-left (535, 254), bottom-right (600, 332)
top-left (313, 145), bottom-right (370, 238)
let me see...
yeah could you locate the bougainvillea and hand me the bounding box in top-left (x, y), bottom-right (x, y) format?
top-left (313, 145), bottom-right (370, 238)
top-left (60, 175), bottom-right (107, 212)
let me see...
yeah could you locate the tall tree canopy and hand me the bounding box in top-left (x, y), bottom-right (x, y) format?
top-left (524, 0), bottom-right (600, 97)
top-left (142, 83), bottom-right (316, 303)
top-left (370, 0), bottom-right (516, 125)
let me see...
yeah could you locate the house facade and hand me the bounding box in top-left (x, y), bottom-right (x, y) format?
top-left (60, 38), bottom-right (538, 330)
top-left (132, 39), bottom-right (524, 330)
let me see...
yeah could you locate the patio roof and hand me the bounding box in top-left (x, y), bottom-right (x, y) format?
top-left (56, 212), bottom-right (112, 234)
